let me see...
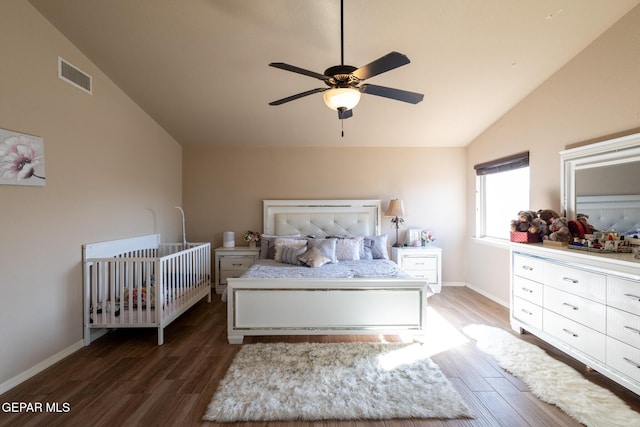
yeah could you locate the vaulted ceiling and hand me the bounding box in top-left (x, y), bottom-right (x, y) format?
top-left (29, 0), bottom-right (640, 147)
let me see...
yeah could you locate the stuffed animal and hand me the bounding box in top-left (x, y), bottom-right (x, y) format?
top-left (511, 210), bottom-right (539, 234)
top-left (537, 209), bottom-right (560, 224)
top-left (545, 217), bottom-right (572, 242)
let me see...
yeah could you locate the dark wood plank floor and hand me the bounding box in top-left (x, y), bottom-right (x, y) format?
top-left (1, 286), bottom-right (639, 426)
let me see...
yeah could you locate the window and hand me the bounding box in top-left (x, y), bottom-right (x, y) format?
top-left (475, 152), bottom-right (530, 240)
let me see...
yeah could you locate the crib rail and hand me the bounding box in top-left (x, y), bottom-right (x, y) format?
top-left (83, 239), bottom-right (211, 345)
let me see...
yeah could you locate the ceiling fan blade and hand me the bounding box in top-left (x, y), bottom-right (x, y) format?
top-left (269, 88), bottom-right (328, 106)
top-left (338, 108), bottom-right (353, 120)
top-left (352, 52), bottom-right (411, 81)
top-left (360, 84), bottom-right (424, 104)
top-left (269, 63), bottom-right (330, 81)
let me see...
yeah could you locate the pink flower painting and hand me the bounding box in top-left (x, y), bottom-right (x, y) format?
top-left (0, 129), bottom-right (45, 186)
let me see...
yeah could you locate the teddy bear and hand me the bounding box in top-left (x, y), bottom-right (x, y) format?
top-left (536, 209), bottom-right (560, 224)
top-left (511, 210), bottom-right (539, 234)
top-left (544, 217), bottom-right (572, 242)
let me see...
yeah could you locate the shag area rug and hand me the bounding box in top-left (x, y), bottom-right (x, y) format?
top-left (463, 324), bottom-right (640, 427)
top-left (203, 342), bottom-right (473, 422)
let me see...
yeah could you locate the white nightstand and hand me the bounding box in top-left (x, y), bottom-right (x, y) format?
top-left (391, 246), bottom-right (442, 293)
top-left (214, 246), bottom-right (260, 294)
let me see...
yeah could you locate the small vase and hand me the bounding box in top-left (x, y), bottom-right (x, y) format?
top-left (249, 241), bottom-right (256, 248)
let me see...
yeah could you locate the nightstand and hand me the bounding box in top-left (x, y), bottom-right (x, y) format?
top-left (391, 246), bottom-right (442, 293)
top-left (214, 246), bottom-right (260, 294)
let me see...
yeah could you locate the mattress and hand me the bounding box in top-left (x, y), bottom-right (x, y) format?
top-left (240, 259), bottom-right (413, 279)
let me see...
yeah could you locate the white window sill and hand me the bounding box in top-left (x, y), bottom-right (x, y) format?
top-left (472, 236), bottom-right (511, 249)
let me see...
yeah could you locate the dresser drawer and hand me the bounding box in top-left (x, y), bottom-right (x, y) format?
top-left (513, 254), bottom-right (545, 282)
top-left (543, 309), bottom-right (605, 362)
top-left (608, 306), bottom-right (640, 350)
top-left (513, 296), bottom-right (542, 329)
top-left (544, 286), bottom-right (606, 333)
top-left (607, 276), bottom-right (640, 314)
top-left (543, 262), bottom-right (606, 303)
top-left (512, 275), bottom-right (543, 305)
top-left (402, 256), bottom-right (437, 270)
top-left (220, 256), bottom-right (255, 270)
top-left (607, 337), bottom-right (640, 383)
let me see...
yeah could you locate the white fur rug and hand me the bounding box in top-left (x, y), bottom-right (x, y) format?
top-left (203, 342), bottom-right (473, 422)
top-left (463, 324), bottom-right (640, 427)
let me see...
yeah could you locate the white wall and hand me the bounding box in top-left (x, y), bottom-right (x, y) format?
top-left (0, 1), bottom-right (183, 392)
top-left (465, 4), bottom-right (640, 303)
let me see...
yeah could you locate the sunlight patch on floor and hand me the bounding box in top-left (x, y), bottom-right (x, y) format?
top-left (422, 305), bottom-right (469, 356)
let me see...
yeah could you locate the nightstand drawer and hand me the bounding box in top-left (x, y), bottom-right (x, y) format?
top-left (220, 270), bottom-right (246, 285)
top-left (404, 269), bottom-right (437, 283)
top-left (402, 256), bottom-right (437, 270)
top-left (220, 256), bottom-right (254, 270)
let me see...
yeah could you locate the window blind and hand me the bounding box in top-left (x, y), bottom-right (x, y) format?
top-left (474, 151), bottom-right (529, 176)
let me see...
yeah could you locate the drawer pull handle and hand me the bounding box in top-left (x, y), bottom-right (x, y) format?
top-left (232, 263), bottom-right (243, 266)
top-left (521, 265), bottom-right (534, 271)
top-left (563, 277), bottom-right (579, 284)
top-left (624, 326), bottom-right (640, 335)
top-left (562, 328), bottom-right (578, 338)
top-left (623, 357), bottom-right (640, 369)
top-left (520, 309), bottom-right (532, 316)
top-left (624, 293), bottom-right (640, 302)
top-left (562, 302), bottom-right (579, 311)
top-left (521, 287), bottom-right (533, 294)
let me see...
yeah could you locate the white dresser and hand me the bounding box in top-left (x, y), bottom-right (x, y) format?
top-left (391, 246), bottom-right (442, 293)
top-left (214, 247), bottom-right (260, 294)
top-left (511, 243), bottom-right (640, 395)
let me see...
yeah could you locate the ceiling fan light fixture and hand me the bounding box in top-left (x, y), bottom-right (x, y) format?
top-left (323, 87), bottom-right (361, 111)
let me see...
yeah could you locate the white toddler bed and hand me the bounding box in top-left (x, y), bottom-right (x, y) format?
top-left (226, 200), bottom-right (429, 344)
top-left (83, 234), bottom-right (211, 345)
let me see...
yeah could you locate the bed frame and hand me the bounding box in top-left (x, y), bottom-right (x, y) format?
top-left (226, 200), bottom-right (429, 344)
top-left (83, 234), bottom-right (211, 345)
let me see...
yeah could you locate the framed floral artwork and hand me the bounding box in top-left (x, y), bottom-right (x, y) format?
top-left (0, 128), bottom-right (45, 186)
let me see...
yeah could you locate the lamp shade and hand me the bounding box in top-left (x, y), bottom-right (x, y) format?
top-left (323, 87), bottom-right (361, 111)
top-left (384, 199), bottom-right (405, 218)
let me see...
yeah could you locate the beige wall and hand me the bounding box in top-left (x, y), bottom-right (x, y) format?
top-left (183, 146), bottom-right (467, 284)
top-left (465, 5), bottom-right (640, 303)
top-left (0, 1), bottom-right (182, 390)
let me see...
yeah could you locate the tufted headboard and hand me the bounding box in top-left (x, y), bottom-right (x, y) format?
top-left (577, 195), bottom-right (640, 236)
top-left (263, 199), bottom-right (381, 237)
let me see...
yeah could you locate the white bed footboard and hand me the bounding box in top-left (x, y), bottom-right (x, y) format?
top-left (227, 278), bottom-right (428, 344)
top-left (83, 234), bottom-right (211, 345)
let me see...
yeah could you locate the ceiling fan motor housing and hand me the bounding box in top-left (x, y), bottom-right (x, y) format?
top-left (324, 65), bottom-right (359, 87)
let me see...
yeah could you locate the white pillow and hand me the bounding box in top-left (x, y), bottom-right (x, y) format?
top-left (274, 238), bottom-right (307, 262)
top-left (335, 236), bottom-right (363, 261)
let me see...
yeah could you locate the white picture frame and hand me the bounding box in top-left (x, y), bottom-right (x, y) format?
top-left (407, 228), bottom-right (421, 246)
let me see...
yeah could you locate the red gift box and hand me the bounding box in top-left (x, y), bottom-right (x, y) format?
top-left (510, 231), bottom-right (539, 243)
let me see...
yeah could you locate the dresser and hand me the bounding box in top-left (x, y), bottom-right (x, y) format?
top-left (214, 247), bottom-right (260, 294)
top-left (391, 246), bottom-right (442, 293)
top-left (510, 243), bottom-right (640, 395)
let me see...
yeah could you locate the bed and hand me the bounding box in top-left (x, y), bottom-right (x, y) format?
top-left (226, 199), bottom-right (430, 344)
top-left (83, 234), bottom-right (211, 345)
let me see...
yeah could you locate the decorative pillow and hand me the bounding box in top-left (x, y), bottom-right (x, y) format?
top-left (260, 234), bottom-right (304, 259)
top-left (334, 236), bottom-right (363, 261)
top-left (279, 245), bottom-right (306, 266)
top-left (361, 237), bottom-right (374, 260)
top-left (274, 238), bottom-right (307, 262)
top-left (368, 234), bottom-right (389, 259)
top-left (122, 285), bottom-right (155, 308)
top-left (307, 238), bottom-right (338, 263)
top-left (298, 246), bottom-right (331, 268)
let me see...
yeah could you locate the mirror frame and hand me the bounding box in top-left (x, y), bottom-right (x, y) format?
top-left (560, 132), bottom-right (640, 219)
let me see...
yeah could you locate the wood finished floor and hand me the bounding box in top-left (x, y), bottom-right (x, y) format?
top-left (1, 286), bottom-right (640, 427)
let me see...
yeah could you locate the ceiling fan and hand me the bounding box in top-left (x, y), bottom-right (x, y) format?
top-left (268, 0), bottom-right (424, 121)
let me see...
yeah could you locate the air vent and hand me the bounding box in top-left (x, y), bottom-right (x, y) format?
top-left (58, 57), bottom-right (92, 94)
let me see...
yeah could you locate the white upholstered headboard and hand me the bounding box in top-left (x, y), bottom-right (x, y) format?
top-left (577, 195), bottom-right (640, 236)
top-left (263, 200), bottom-right (381, 237)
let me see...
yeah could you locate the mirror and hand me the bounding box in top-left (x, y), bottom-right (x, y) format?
top-left (561, 132), bottom-right (640, 236)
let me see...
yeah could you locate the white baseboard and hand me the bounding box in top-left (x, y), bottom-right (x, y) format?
top-left (463, 282), bottom-right (509, 308)
top-left (0, 339), bottom-right (84, 395)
